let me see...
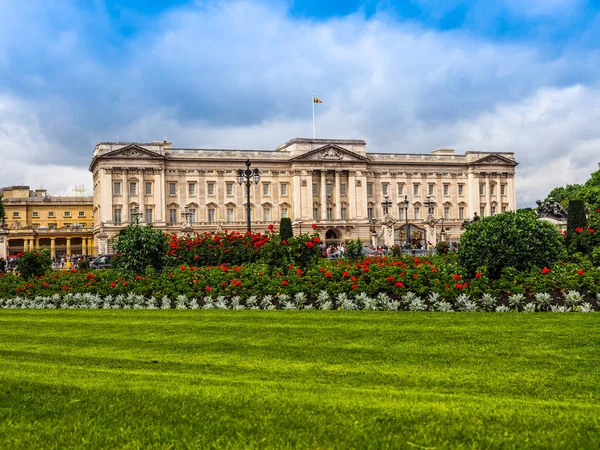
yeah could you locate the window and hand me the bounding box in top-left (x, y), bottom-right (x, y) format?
top-left (340, 183), bottom-right (346, 195)
top-left (32, 212), bottom-right (39, 218)
top-left (326, 183), bottom-right (332, 196)
top-left (444, 206), bottom-right (450, 219)
top-left (480, 206), bottom-right (485, 217)
top-left (49, 224), bottom-right (56, 230)
top-left (414, 207), bottom-right (420, 220)
top-left (169, 182), bottom-right (177, 196)
top-left (208, 208), bottom-right (215, 223)
top-left (312, 183), bottom-right (318, 196)
top-left (145, 182), bottom-right (152, 195)
top-left (382, 183), bottom-right (389, 196)
top-left (459, 207), bottom-right (464, 220)
top-left (226, 183), bottom-right (234, 196)
top-left (169, 209), bottom-right (177, 224)
top-left (145, 208), bottom-right (153, 223)
top-left (77, 211), bottom-right (85, 218)
top-left (367, 183), bottom-right (373, 196)
top-left (227, 208), bottom-right (234, 222)
top-left (207, 182), bottom-right (215, 196)
top-left (490, 184), bottom-right (495, 196)
top-left (313, 207), bottom-right (319, 220)
top-left (398, 183), bottom-right (404, 195)
top-left (114, 209), bottom-right (122, 224)
top-left (263, 208), bottom-right (271, 222)
top-left (281, 207), bottom-right (288, 218)
top-left (501, 184), bottom-right (506, 196)
top-left (479, 183), bottom-right (485, 196)
top-left (341, 207), bottom-right (347, 220)
top-left (63, 212), bottom-right (71, 218)
top-left (327, 207), bottom-right (333, 220)
top-left (428, 184), bottom-right (434, 196)
top-left (188, 183), bottom-right (196, 196)
top-left (413, 184), bottom-right (420, 196)
top-left (367, 207), bottom-right (374, 220)
top-left (280, 183), bottom-right (288, 196)
top-left (113, 182), bottom-right (121, 196)
top-left (398, 207), bottom-right (405, 220)
top-left (64, 223), bottom-right (71, 228)
top-left (13, 211), bottom-right (19, 218)
top-left (207, 170), bottom-right (214, 174)
top-left (443, 184), bottom-right (449, 196)
top-left (458, 184), bottom-right (464, 196)
top-left (491, 205), bottom-right (496, 216)
top-left (48, 212), bottom-right (55, 218)
top-left (263, 183), bottom-right (270, 196)
top-left (190, 209), bottom-right (197, 223)
top-left (129, 182), bottom-right (137, 196)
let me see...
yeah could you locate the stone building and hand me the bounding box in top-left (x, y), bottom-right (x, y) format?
top-left (89, 138), bottom-right (517, 252)
top-left (0, 186), bottom-right (94, 259)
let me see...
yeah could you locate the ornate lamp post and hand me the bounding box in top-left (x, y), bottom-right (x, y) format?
top-left (237, 159), bottom-right (260, 232)
top-left (298, 220), bottom-right (303, 235)
top-left (439, 216), bottom-right (446, 241)
top-left (403, 195), bottom-right (410, 249)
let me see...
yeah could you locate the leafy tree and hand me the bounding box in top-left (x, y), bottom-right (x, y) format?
top-left (566, 200), bottom-right (586, 245)
top-left (113, 224), bottom-right (170, 274)
top-left (345, 239), bottom-right (364, 259)
top-left (545, 184), bottom-right (583, 210)
top-left (280, 218), bottom-right (293, 240)
top-left (458, 210), bottom-right (566, 278)
top-left (0, 195), bottom-right (5, 224)
top-left (17, 249), bottom-right (52, 278)
top-left (545, 163), bottom-right (600, 211)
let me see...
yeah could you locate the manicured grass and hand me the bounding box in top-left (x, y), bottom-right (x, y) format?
top-left (0, 312), bottom-right (599, 449)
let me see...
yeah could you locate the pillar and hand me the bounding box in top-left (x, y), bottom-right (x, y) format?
top-left (348, 171), bottom-right (357, 220)
top-left (139, 170), bottom-right (145, 222)
top-left (82, 237), bottom-right (88, 256)
top-left (293, 171), bottom-right (302, 220)
top-left (122, 170), bottom-right (129, 223)
top-left (320, 170), bottom-right (327, 221)
top-left (334, 170), bottom-right (341, 221)
top-left (467, 168), bottom-right (478, 219)
top-left (34, 238), bottom-right (40, 250)
top-left (66, 237), bottom-right (71, 256)
top-left (50, 238), bottom-right (56, 258)
top-left (485, 175), bottom-right (491, 217)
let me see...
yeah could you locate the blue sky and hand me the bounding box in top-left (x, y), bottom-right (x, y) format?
top-left (1, 0), bottom-right (600, 205)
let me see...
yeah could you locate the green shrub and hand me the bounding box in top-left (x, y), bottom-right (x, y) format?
top-left (435, 241), bottom-right (450, 255)
top-left (113, 224), bottom-right (170, 274)
top-left (566, 199), bottom-right (587, 251)
top-left (280, 218), bottom-right (293, 240)
top-left (16, 249), bottom-right (52, 278)
top-left (458, 210), bottom-right (566, 278)
top-left (345, 239), bottom-right (363, 259)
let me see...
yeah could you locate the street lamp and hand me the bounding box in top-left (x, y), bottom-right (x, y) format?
top-left (403, 195), bottom-right (410, 249)
top-left (237, 159), bottom-right (260, 232)
top-left (381, 195), bottom-right (392, 216)
top-left (439, 216), bottom-right (446, 241)
top-left (298, 220), bottom-right (303, 235)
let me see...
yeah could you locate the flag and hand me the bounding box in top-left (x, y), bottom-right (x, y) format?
top-left (313, 97), bottom-right (322, 103)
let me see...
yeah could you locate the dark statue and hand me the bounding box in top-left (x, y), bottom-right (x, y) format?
top-left (536, 199), bottom-right (568, 221)
top-left (461, 212), bottom-right (480, 229)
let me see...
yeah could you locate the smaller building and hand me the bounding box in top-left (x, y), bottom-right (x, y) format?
top-left (0, 186), bottom-right (94, 259)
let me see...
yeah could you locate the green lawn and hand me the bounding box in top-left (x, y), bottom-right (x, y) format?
top-left (0, 312), bottom-right (599, 449)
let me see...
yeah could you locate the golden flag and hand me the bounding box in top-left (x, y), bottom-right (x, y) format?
top-left (313, 97), bottom-right (322, 103)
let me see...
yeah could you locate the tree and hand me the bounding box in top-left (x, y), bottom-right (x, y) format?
top-left (458, 210), bottom-right (566, 278)
top-left (0, 195), bottom-right (5, 224)
top-left (544, 163), bottom-right (600, 211)
top-left (112, 224), bottom-right (170, 274)
top-left (280, 218), bottom-right (293, 241)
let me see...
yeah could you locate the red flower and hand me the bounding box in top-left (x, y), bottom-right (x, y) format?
top-left (589, 229), bottom-right (595, 233)
top-left (313, 237), bottom-right (321, 244)
top-left (194, 255), bottom-right (200, 260)
top-left (363, 267), bottom-right (370, 272)
top-left (282, 280), bottom-right (288, 286)
top-left (351, 276), bottom-right (357, 282)
top-left (305, 241), bottom-right (314, 248)
top-left (455, 283), bottom-right (463, 290)
top-left (123, 281), bottom-right (129, 286)
top-left (394, 281), bottom-right (404, 288)
top-left (312, 223), bottom-right (317, 229)
top-left (205, 286), bottom-right (212, 291)
top-left (85, 283), bottom-right (90, 288)
top-left (475, 272), bottom-right (482, 278)
top-left (577, 269), bottom-right (584, 275)
top-left (431, 267), bottom-right (437, 273)
top-left (342, 271), bottom-right (349, 277)
top-left (453, 274), bottom-right (461, 281)
top-left (268, 224), bottom-right (274, 231)
top-left (541, 267), bottom-right (551, 274)
top-left (320, 267), bottom-right (326, 273)
top-left (325, 272), bottom-right (332, 278)
top-left (575, 227), bottom-right (584, 233)
top-left (168, 273), bottom-right (173, 277)
top-left (413, 273), bottom-right (418, 279)
top-left (110, 282), bottom-right (117, 288)
top-left (351, 284), bottom-right (358, 289)
top-left (259, 272), bottom-right (263, 276)
top-left (135, 275), bottom-right (142, 281)
top-left (62, 285), bottom-right (69, 291)
top-left (387, 276), bottom-right (394, 282)
top-left (282, 240), bottom-right (287, 245)
top-left (296, 269), bottom-right (303, 275)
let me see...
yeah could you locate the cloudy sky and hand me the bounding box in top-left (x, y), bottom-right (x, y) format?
top-left (1, 0), bottom-right (599, 206)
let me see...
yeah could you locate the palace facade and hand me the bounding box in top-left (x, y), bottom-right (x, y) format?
top-left (0, 186), bottom-right (94, 258)
top-left (89, 138), bottom-right (517, 253)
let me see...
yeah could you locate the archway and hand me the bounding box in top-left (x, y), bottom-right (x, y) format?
top-left (325, 228), bottom-right (342, 245)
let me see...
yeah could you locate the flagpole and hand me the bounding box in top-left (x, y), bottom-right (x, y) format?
top-left (312, 94), bottom-right (316, 139)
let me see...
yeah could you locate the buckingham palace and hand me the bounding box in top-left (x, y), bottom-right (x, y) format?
top-left (89, 138), bottom-right (517, 252)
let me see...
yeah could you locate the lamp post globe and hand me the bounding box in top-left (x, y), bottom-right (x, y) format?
top-left (237, 159), bottom-right (260, 232)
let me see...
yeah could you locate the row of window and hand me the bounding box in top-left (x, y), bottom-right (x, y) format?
top-left (12, 211), bottom-right (86, 219)
top-left (113, 207), bottom-right (292, 225)
top-left (114, 181), bottom-right (290, 197)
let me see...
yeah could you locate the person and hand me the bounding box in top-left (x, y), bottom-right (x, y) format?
top-left (0, 257), bottom-right (6, 274)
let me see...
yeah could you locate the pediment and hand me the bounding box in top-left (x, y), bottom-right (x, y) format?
top-left (470, 154), bottom-right (518, 166)
top-left (102, 144), bottom-right (164, 160)
top-left (289, 144), bottom-right (369, 162)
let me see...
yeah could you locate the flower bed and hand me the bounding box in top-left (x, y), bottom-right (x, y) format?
top-left (1, 254), bottom-right (598, 311)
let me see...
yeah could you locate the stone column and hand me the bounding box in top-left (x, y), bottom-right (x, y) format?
top-left (139, 170), bottom-right (145, 222)
top-left (485, 174), bottom-right (491, 217)
top-left (348, 171), bottom-right (357, 220)
top-left (507, 174), bottom-right (515, 211)
top-left (82, 237), bottom-right (87, 256)
top-left (122, 170), bottom-right (129, 223)
top-left (334, 170), bottom-right (341, 221)
top-left (34, 237), bottom-right (40, 250)
top-left (50, 238), bottom-right (56, 258)
top-left (320, 170), bottom-right (327, 221)
top-left (158, 169), bottom-right (166, 224)
top-left (466, 168), bottom-right (478, 219)
top-left (66, 237), bottom-right (71, 256)
top-left (358, 171), bottom-right (368, 219)
top-left (293, 170), bottom-right (302, 220)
